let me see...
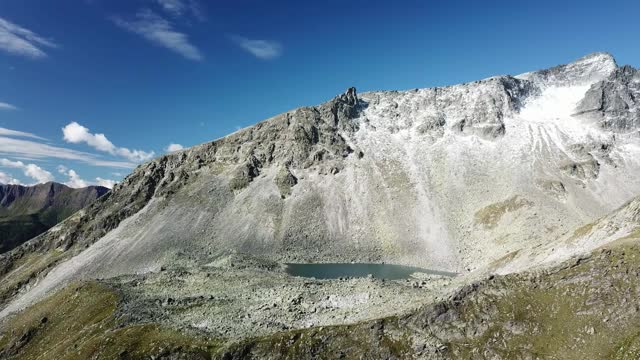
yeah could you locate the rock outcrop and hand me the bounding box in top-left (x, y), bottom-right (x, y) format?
top-left (575, 65), bottom-right (640, 132)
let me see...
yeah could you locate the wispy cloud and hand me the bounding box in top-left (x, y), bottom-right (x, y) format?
top-left (231, 35), bottom-right (282, 60)
top-left (155, 0), bottom-right (205, 21)
top-left (113, 9), bottom-right (203, 61)
top-left (62, 122), bottom-right (155, 163)
top-left (0, 135), bottom-right (136, 168)
top-left (0, 102), bottom-right (17, 111)
top-left (0, 127), bottom-right (45, 140)
top-left (165, 143), bottom-right (184, 152)
top-left (0, 17), bottom-right (57, 59)
top-left (0, 158), bottom-right (54, 184)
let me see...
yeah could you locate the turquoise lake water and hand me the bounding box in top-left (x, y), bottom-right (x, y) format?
top-left (285, 263), bottom-right (457, 280)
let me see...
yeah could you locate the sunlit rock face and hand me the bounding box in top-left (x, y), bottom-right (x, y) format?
top-left (4, 52), bottom-right (640, 317)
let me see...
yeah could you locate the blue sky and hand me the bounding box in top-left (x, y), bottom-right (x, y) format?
top-left (0, 0), bottom-right (638, 187)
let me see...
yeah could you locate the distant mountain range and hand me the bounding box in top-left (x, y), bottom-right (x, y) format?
top-left (0, 182), bottom-right (108, 254)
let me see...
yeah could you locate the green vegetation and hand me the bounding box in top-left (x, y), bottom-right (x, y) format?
top-left (0, 182), bottom-right (108, 254)
top-left (0, 208), bottom-right (77, 253)
top-left (565, 221), bottom-right (596, 244)
top-left (442, 241), bottom-right (640, 359)
top-left (474, 195), bottom-right (532, 229)
top-left (0, 282), bottom-right (220, 360)
top-left (225, 319), bottom-right (414, 359)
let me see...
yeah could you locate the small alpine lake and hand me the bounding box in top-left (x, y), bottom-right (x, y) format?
top-left (284, 262), bottom-right (457, 280)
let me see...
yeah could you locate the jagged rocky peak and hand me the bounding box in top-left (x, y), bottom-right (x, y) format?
top-left (361, 75), bottom-right (537, 140)
top-left (120, 87), bottom-right (363, 195)
top-left (330, 87), bottom-right (360, 132)
top-left (448, 75), bottom-right (539, 138)
top-left (516, 52), bottom-right (617, 87)
top-left (337, 86), bottom-right (358, 106)
top-left (575, 64), bottom-right (640, 132)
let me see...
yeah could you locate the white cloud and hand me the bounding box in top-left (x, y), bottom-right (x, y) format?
top-left (62, 122), bottom-right (155, 163)
top-left (24, 164), bottom-right (53, 184)
top-left (113, 9), bottom-right (203, 61)
top-left (60, 167), bottom-right (117, 189)
top-left (0, 102), bottom-right (17, 110)
top-left (64, 169), bottom-right (88, 188)
top-left (96, 177), bottom-right (117, 188)
top-left (231, 35), bottom-right (282, 60)
top-left (165, 143), bottom-right (184, 152)
top-left (0, 158), bottom-right (54, 184)
top-left (0, 17), bottom-right (57, 59)
top-left (0, 171), bottom-right (20, 185)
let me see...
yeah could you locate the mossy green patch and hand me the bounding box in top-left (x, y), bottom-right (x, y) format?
top-left (443, 241), bottom-right (640, 359)
top-left (226, 319), bottom-right (414, 360)
top-left (474, 196), bottom-right (532, 229)
top-left (0, 281), bottom-right (220, 360)
top-left (565, 221), bottom-right (596, 244)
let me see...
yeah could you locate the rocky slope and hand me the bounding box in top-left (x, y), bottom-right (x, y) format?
top-left (2, 232), bottom-right (640, 359)
top-left (0, 182), bottom-right (108, 254)
top-left (1, 52), bottom-right (640, 332)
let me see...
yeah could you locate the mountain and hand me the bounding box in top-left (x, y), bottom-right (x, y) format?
top-left (2, 53), bottom-right (640, 359)
top-left (0, 182), bottom-right (108, 254)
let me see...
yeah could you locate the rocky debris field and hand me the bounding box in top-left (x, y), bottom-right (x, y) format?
top-left (109, 253), bottom-right (459, 340)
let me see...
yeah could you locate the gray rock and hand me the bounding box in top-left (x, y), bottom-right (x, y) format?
top-left (228, 156), bottom-right (261, 191)
top-left (559, 159), bottom-right (600, 180)
top-left (448, 76), bottom-right (537, 139)
top-left (274, 166), bottom-right (298, 198)
top-left (575, 65), bottom-right (640, 132)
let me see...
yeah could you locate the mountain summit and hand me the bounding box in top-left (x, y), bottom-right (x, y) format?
top-left (2, 52), bottom-right (640, 321)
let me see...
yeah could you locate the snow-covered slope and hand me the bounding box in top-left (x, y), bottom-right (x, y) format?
top-left (2, 52), bottom-right (640, 317)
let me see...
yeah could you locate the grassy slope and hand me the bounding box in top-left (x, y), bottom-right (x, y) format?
top-left (0, 282), bottom-right (220, 360)
top-left (0, 207), bottom-right (76, 253)
top-left (438, 242), bottom-right (640, 359)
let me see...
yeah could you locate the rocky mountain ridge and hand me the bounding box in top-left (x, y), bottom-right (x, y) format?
top-left (2, 52), bottom-right (640, 318)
